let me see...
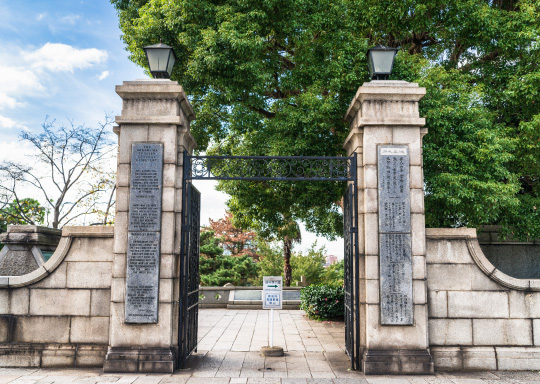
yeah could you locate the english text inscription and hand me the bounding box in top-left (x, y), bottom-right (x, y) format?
top-left (125, 143), bottom-right (163, 324)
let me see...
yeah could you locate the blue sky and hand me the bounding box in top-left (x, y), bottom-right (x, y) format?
top-left (0, 0), bottom-right (344, 258)
top-left (0, 0), bottom-right (145, 140)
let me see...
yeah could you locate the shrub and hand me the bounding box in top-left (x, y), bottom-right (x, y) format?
top-left (300, 284), bottom-right (344, 321)
top-left (199, 254), bottom-right (258, 286)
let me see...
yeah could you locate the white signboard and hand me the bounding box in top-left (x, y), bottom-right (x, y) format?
top-left (263, 276), bottom-right (282, 310)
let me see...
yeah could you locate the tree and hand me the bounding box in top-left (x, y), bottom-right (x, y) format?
top-left (254, 240), bottom-right (335, 287)
top-left (208, 212), bottom-right (260, 258)
top-left (0, 198), bottom-right (46, 233)
top-left (0, 116), bottom-right (116, 229)
top-left (323, 260), bottom-right (344, 287)
top-left (112, 0), bottom-right (540, 241)
top-left (199, 227), bottom-right (259, 286)
top-left (290, 242), bottom-right (326, 286)
top-left (252, 241), bottom-right (284, 286)
top-left (199, 228), bottom-right (224, 258)
top-left (0, 198), bottom-right (46, 251)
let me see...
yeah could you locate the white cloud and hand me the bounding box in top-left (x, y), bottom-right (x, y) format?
top-left (25, 43), bottom-right (108, 73)
top-left (0, 66), bottom-right (43, 95)
top-left (0, 66), bottom-right (43, 110)
top-left (97, 70), bottom-right (110, 81)
top-left (60, 14), bottom-right (80, 25)
top-left (36, 12), bottom-right (47, 21)
top-left (0, 94), bottom-right (23, 110)
top-left (0, 115), bottom-right (25, 130)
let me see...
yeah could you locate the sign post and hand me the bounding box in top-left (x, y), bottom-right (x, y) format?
top-left (261, 276), bottom-right (284, 356)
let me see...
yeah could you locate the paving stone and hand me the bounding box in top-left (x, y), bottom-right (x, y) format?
top-left (185, 379), bottom-right (229, 384)
top-left (240, 369), bottom-right (264, 378)
top-left (132, 377), bottom-right (166, 384)
top-left (246, 379), bottom-right (281, 384)
top-left (310, 372), bottom-right (336, 379)
top-left (158, 377), bottom-right (188, 384)
top-left (283, 379), bottom-right (307, 384)
top-left (0, 376), bottom-right (25, 384)
top-left (365, 378), bottom-right (411, 384)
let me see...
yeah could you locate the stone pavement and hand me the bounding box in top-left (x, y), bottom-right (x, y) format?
top-left (1, 309), bottom-right (540, 383)
top-left (197, 309), bottom-right (345, 352)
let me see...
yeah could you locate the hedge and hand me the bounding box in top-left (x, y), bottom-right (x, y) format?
top-left (300, 284), bottom-right (344, 320)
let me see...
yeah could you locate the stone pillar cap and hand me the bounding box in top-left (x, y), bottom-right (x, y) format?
top-left (116, 79), bottom-right (195, 122)
top-left (0, 225), bottom-right (62, 246)
top-left (345, 80), bottom-right (426, 122)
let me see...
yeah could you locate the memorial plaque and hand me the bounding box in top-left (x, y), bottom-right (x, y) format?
top-left (125, 143), bottom-right (163, 323)
top-left (377, 145), bottom-right (413, 325)
top-left (379, 233), bottom-right (413, 324)
top-left (128, 144), bottom-right (163, 232)
top-left (378, 146), bottom-right (410, 233)
top-left (125, 232), bottom-right (160, 323)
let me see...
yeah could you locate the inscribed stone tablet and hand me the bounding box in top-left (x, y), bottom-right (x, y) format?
top-left (377, 145), bottom-right (413, 325)
top-left (378, 146), bottom-right (411, 233)
top-left (125, 231), bottom-right (160, 323)
top-left (128, 143), bottom-right (163, 232)
top-left (379, 233), bottom-right (413, 325)
top-left (125, 143), bottom-right (163, 324)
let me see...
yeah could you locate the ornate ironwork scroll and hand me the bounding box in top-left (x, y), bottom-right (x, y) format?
top-left (179, 183), bottom-right (200, 368)
top-left (188, 154), bottom-right (355, 181)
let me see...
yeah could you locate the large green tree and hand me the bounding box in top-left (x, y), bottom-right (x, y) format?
top-left (0, 198), bottom-right (45, 233)
top-left (112, 0), bottom-right (540, 242)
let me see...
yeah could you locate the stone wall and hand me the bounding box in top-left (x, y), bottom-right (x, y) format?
top-left (478, 226), bottom-right (540, 279)
top-left (0, 226), bottom-right (113, 368)
top-left (0, 226), bottom-right (62, 276)
top-left (426, 228), bottom-right (540, 370)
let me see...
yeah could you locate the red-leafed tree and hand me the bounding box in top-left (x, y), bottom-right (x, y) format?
top-left (209, 212), bottom-right (260, 260)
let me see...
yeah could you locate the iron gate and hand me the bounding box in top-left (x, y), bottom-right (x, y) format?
top-left (344, 183), bottom-right (359, 369)
top-left (179, 151), bottom-right (359, 369)
top-left (178, 182), bottom-right (201, 368)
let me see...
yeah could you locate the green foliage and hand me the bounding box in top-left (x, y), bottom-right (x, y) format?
top-left (420, 66), bottom-right (520, 228)
top-left (199, 227), bottom-right (258, 286)
top-left (322, 260), bottom-right (344, 287)
top-left (290, 243), bottom-right (326, 286)
top-left (252, 241), bottom-right (283, 285)
top-left (0, 198), bottom-right (45, 233)
top-left (254, 240), bottom-right (343, 286)
top-left (300, 284), bottom-right (344, 321)
top-left (199, 253), bottom-right (258, 286)
top-left (199, 229), bottom-right (224, 258)
top-left (113, 0), bottom-right (540, 239)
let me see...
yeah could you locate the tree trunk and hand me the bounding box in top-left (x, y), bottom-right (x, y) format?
top-left (52, 208), bottom-right (60, 229)
top-left (283, 236), bottom-right (292, 287)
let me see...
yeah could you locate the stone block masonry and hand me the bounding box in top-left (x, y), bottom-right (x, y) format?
top-left (426, 228), bottom-right (540, 371)
top-left (0, 226), bottom-right (114, 367)
top-left (104, 79), bottom-right (196, 374)
top-left (343, 80), bottom-right (433, 375)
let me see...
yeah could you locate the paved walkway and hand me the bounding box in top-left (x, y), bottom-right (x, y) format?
top-left (1, 309), bottom-right (540, 383)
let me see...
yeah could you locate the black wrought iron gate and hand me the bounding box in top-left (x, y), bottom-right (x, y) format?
top-left (178, 151), bottom-right (359, 369)
top-left (343, 183), bottom-right (359, 370)
top-left (178, 182), bottom-right (201, 369)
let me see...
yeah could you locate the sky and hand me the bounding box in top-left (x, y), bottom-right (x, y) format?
top-left (0, 0), bottom-right (344, 258)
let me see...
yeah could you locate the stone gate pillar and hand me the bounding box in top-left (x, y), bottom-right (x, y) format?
top-left (343, 80), bottom-right (433, 374)
top-left (104, 80), bottom-right (196, 373)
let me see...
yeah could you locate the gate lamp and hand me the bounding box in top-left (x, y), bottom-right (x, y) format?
top-left (143, 42), bottom-right (176, 79)
top-left (367, 45), bottom-right (398, 80)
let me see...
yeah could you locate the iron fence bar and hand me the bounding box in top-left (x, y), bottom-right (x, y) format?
top-left (178, 150), bottom-right (190, 369)
top-left (353, 152), bottom-right (360, 371)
